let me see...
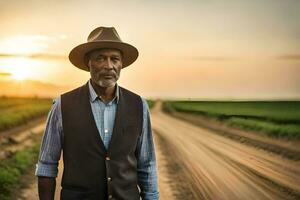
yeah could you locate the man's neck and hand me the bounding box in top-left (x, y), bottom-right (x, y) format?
top-left (90, 80), bottom-right (116, 103)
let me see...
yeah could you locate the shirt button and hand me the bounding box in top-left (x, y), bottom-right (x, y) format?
top-left (104, 129), bottom-right (108, 133)
top-left (106, 156), bottom-right (110, 161)
top-left (108, 195), bottom-right (113, 199)
top-left (108, 177), bottom-right (112, 181)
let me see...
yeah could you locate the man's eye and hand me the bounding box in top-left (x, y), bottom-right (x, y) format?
top-left (112, 57), bottom-right (120, 61)
top-left (96, 57), bottom-right (104, 61)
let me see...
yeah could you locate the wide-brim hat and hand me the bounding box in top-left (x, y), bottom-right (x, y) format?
top-left (69, 26), bottom-right (139, 71)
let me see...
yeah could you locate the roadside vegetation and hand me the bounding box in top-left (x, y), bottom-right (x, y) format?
top-left (146, 99), bottom-right (155, 109)
top-left (0, 97), bottom-right (52, 132)
top-left (0, 140), bottom-right (40, 200)
top-left (0, 97), bottom-right (52, 199)
top-left (163, 101), bottom-right (300, 139)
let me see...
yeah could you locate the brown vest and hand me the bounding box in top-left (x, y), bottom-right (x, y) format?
top-left (60, 82), bottom-right (143, 200)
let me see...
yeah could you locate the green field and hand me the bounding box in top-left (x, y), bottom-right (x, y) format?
top-left (0, 97), bottom-right (51, 199)
top-left (0, 97), bottom-right (52, 132)
top-left (163, 101), bottom-right (300, 139)
top-left (146, 100), bottom-right (155, 109)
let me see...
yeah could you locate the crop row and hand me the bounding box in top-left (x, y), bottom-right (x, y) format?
top-left (163, 101), bottom-right (300, 139)
top-left (0, 98), bottom-right (52, 132)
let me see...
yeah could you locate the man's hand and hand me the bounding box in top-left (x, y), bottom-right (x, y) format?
top-left (38, 176), bottom-right (56, 200)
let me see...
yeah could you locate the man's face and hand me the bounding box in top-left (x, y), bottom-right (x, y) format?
top-left (87, 48), bottom-right (123, 88)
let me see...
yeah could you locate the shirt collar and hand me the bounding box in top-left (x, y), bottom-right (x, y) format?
top-left (88, 79), bottom-right (119, 104)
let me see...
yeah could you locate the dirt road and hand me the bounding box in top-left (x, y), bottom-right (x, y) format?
top-left (151, 101), bottom-right (300, 200)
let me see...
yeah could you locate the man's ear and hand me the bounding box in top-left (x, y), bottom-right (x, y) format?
top-left (87, 59), bottom-right (91, 70)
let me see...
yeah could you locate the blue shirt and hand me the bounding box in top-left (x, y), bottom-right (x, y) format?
top-left (35, 80), bottom-right (159, 200)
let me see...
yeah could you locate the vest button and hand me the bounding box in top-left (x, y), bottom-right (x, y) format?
top-left (108, 194), bottom-right (113, 199)
top-left (106, 156), bottom-right (110, 160)
top-left (108, 177), bottom-right (112, 181)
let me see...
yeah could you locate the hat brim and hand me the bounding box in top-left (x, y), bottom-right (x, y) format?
top-left (69, 41), bottom-right (139, 71)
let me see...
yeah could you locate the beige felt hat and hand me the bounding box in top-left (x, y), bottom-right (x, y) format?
top-left (69, 26), bottom-right (139, 71)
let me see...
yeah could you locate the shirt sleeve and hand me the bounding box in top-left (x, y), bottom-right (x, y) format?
top-left (35, 96), bottom-right (63, 178)
top-left (136, 98), bottom-right (160, 200)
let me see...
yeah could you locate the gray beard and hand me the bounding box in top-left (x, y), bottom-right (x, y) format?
top-left (97, 80), bottom-right (116, 88)
top-left (96, 74), bottom-right (119, 87)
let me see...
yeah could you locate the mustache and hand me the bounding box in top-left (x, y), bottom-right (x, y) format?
top-left (98, 71), bottom-right (117, 77)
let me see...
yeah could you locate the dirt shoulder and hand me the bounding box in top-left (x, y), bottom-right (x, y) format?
top-left (167, 111), bottom-right (300, 160)
top-left (153, 131), bottom-right (178, 200)
top-left (154, 130), bottom-right (201, 200)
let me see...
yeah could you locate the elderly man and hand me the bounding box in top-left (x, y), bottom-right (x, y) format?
top-left (35, 26), bottom-right (159, 200)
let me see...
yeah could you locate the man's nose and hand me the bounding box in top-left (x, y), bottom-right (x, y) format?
top-left (104, 58), bottom-right (113, 69)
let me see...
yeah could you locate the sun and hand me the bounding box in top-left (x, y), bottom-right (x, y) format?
top-left (0, 35), bottom-right (49, 81)
top-left (11, 69), bottom-right (28, 81)
top-left (1, 57), bottom-right (34, 81)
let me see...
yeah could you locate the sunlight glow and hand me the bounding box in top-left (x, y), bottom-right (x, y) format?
top-left (11, 68), bottom-right (28, 80)
top-left (0, 57), bottom-right (37, 81)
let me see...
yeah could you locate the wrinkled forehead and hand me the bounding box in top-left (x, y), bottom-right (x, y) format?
top-left (87, 48), bottom-right (123, 58)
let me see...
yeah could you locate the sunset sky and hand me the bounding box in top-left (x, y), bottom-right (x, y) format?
top-left (0, 0), bottom-right (299, 99)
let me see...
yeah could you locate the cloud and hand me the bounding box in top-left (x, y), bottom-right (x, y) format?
top-left (188, 56), bottom-right (236, 61)
top-left (0, 72), bottom-right (11, 76)
top-left (0, 34), bottom-right (69, 56)
top-left (276, 54), bottom-right (300, 60)
top-left (0, 53), bottom-right (66, 60)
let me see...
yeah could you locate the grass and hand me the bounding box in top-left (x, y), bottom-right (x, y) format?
top-left (163, 101), bottom-right (300, 139)
top-left (0, 97), bottom-right (52, 132)
top-left (0, 142), bottom-right (40, 200)
top-left (164, 101), bottom-right (300, 123)
top-left (227, 117), bottom-right (300, 138)
top-left (146, 100), bottom-right (155, 109)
